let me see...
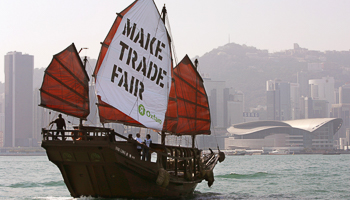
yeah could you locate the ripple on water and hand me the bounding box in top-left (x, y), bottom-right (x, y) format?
top-left (1, 155), bottom-right (350, 200)
top-left (216, 171), bottom-right (270, 179)
top-left (5, 180), bottom-right (64, 189)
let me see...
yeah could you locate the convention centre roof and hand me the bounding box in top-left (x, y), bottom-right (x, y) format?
top-left (227, 118), bottom-right (343, 137)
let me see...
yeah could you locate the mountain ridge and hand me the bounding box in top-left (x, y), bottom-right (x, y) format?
top-left (195, 43), bottom-right (350, 110)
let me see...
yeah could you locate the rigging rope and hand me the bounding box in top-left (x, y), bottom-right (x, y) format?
top-left (165, 14), bottom-right (178, 65)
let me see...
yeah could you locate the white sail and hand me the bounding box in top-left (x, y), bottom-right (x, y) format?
top-left (96, 0), bottom-right (171, 130)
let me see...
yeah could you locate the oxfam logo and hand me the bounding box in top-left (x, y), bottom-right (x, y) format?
top-left (138, 104), bottom-right (162, 124)
top-left (138, 104), bottom-right (146, 116)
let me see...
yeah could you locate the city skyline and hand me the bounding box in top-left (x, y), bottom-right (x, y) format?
top-left (0, 49), bottom-right (348, 148)
top-left (2, 0), bottom-right (350, 82)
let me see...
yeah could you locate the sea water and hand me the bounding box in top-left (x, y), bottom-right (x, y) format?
top-left (0, 154), bottom-right (349, 200)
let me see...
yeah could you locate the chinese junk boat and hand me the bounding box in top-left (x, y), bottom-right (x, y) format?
top-left (40, 0), bottom-right (224, 198)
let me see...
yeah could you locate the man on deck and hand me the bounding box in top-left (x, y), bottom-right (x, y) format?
top-left (49, 114), bottom-right (66, 140)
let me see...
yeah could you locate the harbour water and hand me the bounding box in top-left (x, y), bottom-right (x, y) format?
top-left (0, 154), bottom-right (349, 200)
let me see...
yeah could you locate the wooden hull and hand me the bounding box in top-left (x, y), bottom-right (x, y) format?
top-left (42, 140), bottom-right (200, 198)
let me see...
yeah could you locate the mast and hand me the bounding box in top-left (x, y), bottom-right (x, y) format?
top-left (161, 4), bottom-right (167, 145)
top-left (162, 4), bottom-right (167, 23)
top-left (193, 59), bottom-right (199, 148)
top-left (192, 135), bottom-right (195, 148)
top-left (79, 55), bottom-right (88, 128)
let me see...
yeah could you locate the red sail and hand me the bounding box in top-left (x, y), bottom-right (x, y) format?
top-left (40, 43), bottom-right (90, 119)
top-left (171, 55), bottom-right (211, 135)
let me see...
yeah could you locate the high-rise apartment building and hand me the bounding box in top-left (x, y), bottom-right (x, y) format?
top-left (290, 83), bottom-right (300, 119)
top-left (309, 76), bottom-right (335, 117)
top-left (203, 77), bottom-right (245, 129)
top-left (266, 80), bottom-right (291, 121)
top-left (224, 88), bottom-right (244, 126)
top-left (4, 51), bottom-right (33, 147)
top-left (339, 83), bottom-right (350, 104)
top-left (297, 71), bottom-right (309, 97)
top-left (330, 83), bottom-right (350, 140)
top-left (203, 78), bottom-right (226, 128)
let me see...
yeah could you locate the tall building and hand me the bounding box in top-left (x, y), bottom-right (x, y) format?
top-left (266, 79), bottom-right (291, 121)
top-left (203, 78), bottom-right (226, 128)
top-left (33, 88), bottom-right (50, 146)
top-left (330, 83), bottom-right (350, 140)
top-left (225, 88), bottom-right (244, 126)
top-left (309, 76), bottom-right (335, 117)
top-left (305, 98), bottom-right (328, 119)
top-left (290, 83), bottom-right (300, 119)
top-left (204, 78), bottom-right (245, 129)
top-left (4, 51), bottom-right (33, 147)
top-left (297, 71), bottom-right (309, 97)
top-left (339, 84), bottom-right (350, 104)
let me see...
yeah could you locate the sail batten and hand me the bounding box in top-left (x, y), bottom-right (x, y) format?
top-left (40, 43), bottom-right (90, 119)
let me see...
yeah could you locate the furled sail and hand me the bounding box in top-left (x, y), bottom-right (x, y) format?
top-left (94, 0), bottom-right (172, 131)
top-left (40, 43), bottom-right (90, 119)
top-left (171, 55), bottom-right (211, 135)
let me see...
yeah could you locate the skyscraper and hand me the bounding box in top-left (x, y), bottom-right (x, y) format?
top-left (203, 78), bottom-right (226, 128)
top-left (339, 83), bottom-right (350, 104)
top-left (297, 71), bottom-right (309, 97)
top-left (224, 88), bottom-right (244, 126)
top-left (266, 79), bottom-right (291, 121)
top-left (309, 76), bottom-right (335, 117)
top-left (290, 83), bottom-right (300, 119)
top-left (4, 51), bottom-right (33, 147)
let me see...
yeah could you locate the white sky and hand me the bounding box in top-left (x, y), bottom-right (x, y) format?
top-left (1, 0), bottom-right (350, 83)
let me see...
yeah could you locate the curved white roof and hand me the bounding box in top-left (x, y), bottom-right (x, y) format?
top-left (227, 118), bottom-right (343, 136)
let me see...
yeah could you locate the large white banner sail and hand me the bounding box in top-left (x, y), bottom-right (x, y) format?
top-left (96, 0), bottom-right (171, 130)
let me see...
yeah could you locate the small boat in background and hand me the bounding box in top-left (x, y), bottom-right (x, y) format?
top-left (269, 149), bottom-right (289, 155)
top-left (232, 149), bottom-right (246, 156)
top-left (323, 151), bottom-right (340, 155)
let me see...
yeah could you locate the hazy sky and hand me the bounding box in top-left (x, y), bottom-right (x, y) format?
top-left (1, 0), bottom-right (350, 83)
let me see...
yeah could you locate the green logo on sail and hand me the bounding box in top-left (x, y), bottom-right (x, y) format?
top-left (139, 104), bottom-right (146, 116)
top-left (138, 104), bottom-right (162, 124)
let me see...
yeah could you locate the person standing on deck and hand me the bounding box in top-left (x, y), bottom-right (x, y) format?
top-left (135, 133), bottom-right (143, 159)
top-left (128, 134), bottom-right (133, 142)
top-left (49, 114), bottom-right (66, 140)
top-left (142, 134), bottom-right (152, 161)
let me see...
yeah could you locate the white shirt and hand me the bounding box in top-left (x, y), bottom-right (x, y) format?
top-left (144, 138), bottom-right (152, 147)
top-left (135, 137), bottom-right (143, 149)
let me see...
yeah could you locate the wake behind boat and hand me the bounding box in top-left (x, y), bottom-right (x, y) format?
top-left (40, 0), bottom-right (224, 198)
